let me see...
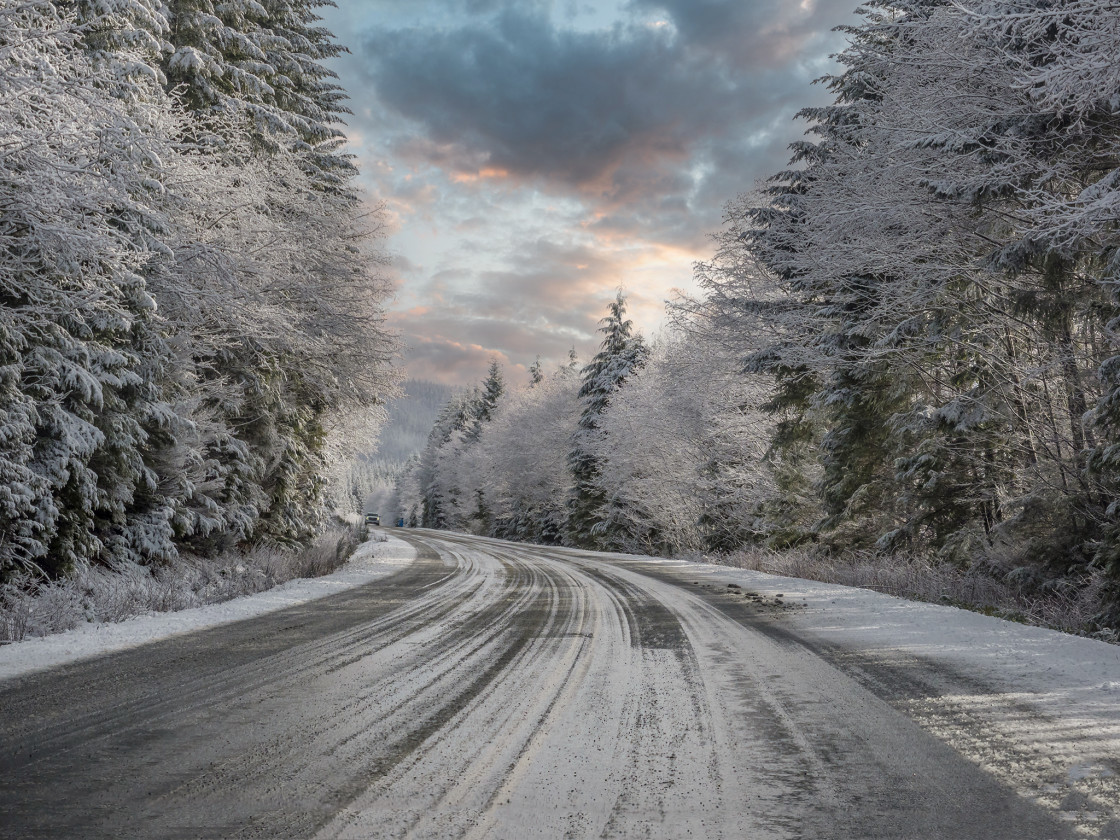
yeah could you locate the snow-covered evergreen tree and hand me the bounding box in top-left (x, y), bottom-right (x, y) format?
top-left (161, 0), bottom-right (353, 183)
top-left (469, 360), bottom-right (504, 438)
top-left (486, 371), bottom-right (580, 544)
top-left (0, 2), bottom-right (178, 574)
top-left (946, 1), bottom-right (1120, 603)
top-left (568, 293), bottom-right (649, 549)
top-left (694, 0), bottom-right (1120, 621)
top-left (589, 333), bottom-right (775, 555)
top-left (1, 0), bottom-right (396, 581)
top-left (414, 390), bottom-right (479, 529)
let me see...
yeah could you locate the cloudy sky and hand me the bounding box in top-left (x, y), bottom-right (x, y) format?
top-left (318, 0), bottom-right (861, 386)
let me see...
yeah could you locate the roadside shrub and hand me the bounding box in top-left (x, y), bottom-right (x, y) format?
top-left (0, 523), bottom-right (363, 643)
top-left (711, 545), bottom-right (1115, 638)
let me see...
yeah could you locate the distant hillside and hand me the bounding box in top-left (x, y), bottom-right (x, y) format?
top-left (368, 379), bottom-right (455, 464)
top-left (356, 380), bottom-right (455, 518)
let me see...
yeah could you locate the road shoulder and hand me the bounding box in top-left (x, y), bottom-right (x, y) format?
top-left (588, 547), bottom-right (1120, 838)
top-left (0, 530), bottom-right (416, 682)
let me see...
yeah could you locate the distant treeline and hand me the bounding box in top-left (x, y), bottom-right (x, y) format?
top-left (394, 294), bottom-right (777, 554)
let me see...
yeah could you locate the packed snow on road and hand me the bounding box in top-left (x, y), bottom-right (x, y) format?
top-left (2, 531), bottom-right (1117, 838)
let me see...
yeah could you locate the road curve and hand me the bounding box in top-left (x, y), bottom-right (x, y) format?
top-left (0, 530), bottom-right (1072, 839)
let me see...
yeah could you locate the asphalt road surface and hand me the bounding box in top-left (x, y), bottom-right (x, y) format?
top-left (0, 530), bottom-right (1074, 839)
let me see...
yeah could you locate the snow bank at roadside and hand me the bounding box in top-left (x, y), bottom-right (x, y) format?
top-left (646, 555), bottom-right (1120, 696)
top-left (0, 531), bottom-right (416, 682)
top-left (634, 554), bottom-right (1120, 834)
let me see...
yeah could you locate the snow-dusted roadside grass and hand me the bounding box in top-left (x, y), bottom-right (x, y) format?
top-left (712, 546), bottom-right (1116, 641)
top-left (0, 531), bottom-right (417, 681)
top-left (0, 523), bottom-right (366, 643)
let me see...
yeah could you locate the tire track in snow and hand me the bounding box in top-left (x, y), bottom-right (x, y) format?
top-left (589, 549), bottom-right (1120, 839)
top-left (0, 540), bottom-right (548, 837)
top-left (403, 533), bottom-right (1075, 840)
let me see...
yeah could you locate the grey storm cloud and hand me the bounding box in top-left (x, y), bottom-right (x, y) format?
top-left (327, 0), bottom-right (861, 385)
top-left (629, 0), bottom-right (858, 64)
top-left (417, 238), bottom-right (628, 338)
top-left (358, 8), bottom-right (797, 193)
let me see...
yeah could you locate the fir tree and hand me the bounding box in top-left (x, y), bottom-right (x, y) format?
top-left (568, 293), bottom-right (649, 549)
top-left (163, 0), bottom-right (352, 178)
top-left (473, 360), bottom-right (504, 432)
top-left (0, 4), bottom-right (178, 574)
top-left (417, 391), bottom-right (479, 529)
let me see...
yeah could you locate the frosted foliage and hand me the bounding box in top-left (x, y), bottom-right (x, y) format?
top-left (400, 309), bottom-right (779, 555)
top-left (474, 374), bottom-right (581, 535)
top-left (947, 2), bottom-right (1120, 267)
top-left (394, 367), bottom-right (576, 541)
top-left (320, 408), bottom-right (392, 518)
top-left (435, 431), bottom-right (490, 530)
top-left (0, 2), bottom-right (396, 577)
top-left (163, 0), bottom-right (351, 172)
top-left (0, 4), bottom-right (175, 572)
top-left (392, 456), bottom-right (423, 527)
top-left (146, 107), bottom-right (393, 549)
top-left (576, 293), bottom-right (649, 427)
top-left (589, 338), bottom-right (775, 554)
top-left (564, 293), bottom-right (650, 548)
top-left (406, 390), bottom-right (479, 531)
top-left (962, 1), bottom-right (1120, 119)
top-left (73, 0), bottom-right (169, 61)
top-left (687, 0), bottom-right (1120, 605)
top-left (811, 1), bottom-right (1120, 535)
top-left (163, 119), bottom-right (391, 403)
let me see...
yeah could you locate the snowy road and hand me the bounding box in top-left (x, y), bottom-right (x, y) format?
top-left (0, 530), bottom-right (1106, 838)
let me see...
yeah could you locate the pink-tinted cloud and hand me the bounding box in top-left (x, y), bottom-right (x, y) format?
top-left (323, 0), bottom-right (858, 386)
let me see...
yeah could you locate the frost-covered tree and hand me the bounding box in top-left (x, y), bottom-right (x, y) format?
top-left (406, 362), bottom-right (510, 532)
top-left (0, 3), bottom-right (178, 574)
top-left (401, 362), bottom-right (578, 544)
top-left (469, 360), bottom-right (504, 438)
top-left (391, 453), bottom-right (424, 528)
top-left (823, 1), bottom-right (1120, 566)
top-left (157, 0), bottom-right (355, 191)
top-left (568, 293), bottom-right (649, 549)
top-left (695, 0), bottom-right (1120, 619)
top-left (411, 390), bottom-right (479, 529)
top-left (64, 0), bottom-right (169, 72)
top-left (589, 332), bottom-right (775, 555)
top-left (951, 1), bottom-right (1120, 603)
top-left (478, 368), bottom-right (581, 544)
top-left (1, 0), bottom-right (396, 581)
top-left (93, 92), bottom-right (393, 555)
